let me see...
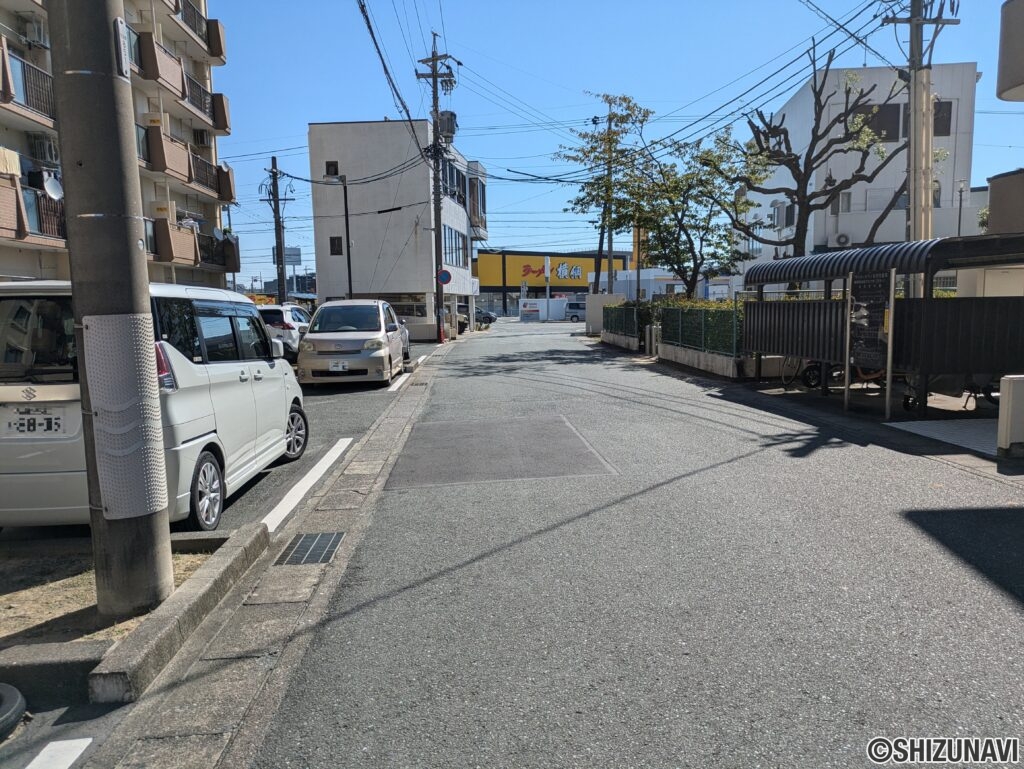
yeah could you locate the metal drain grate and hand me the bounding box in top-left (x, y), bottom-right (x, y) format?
top-left (275, 532), bottom-right (345, 566)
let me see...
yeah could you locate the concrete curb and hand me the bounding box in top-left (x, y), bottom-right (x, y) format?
top-left (88, 522), bottom-right (270, 704)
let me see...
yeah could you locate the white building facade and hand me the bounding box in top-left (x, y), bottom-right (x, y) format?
top-left (734, 62), bottom-right (984, 293)
top-left (308, 120), bottom-right (486, 339)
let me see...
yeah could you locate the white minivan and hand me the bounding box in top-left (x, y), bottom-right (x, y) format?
top-left (0, 281), bottom-right (308, 531)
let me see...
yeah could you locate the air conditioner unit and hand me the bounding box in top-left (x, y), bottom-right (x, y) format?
top-left (18, 14), bottom-right (49, 49)
top-left (192, 129), bottom-right (211, 147)
top-left (151, 200), bottom-right (177, 221)
top-left (828, 232), bottom-right (852, 249)
top-left (27, 132), bottom-right (60, 166)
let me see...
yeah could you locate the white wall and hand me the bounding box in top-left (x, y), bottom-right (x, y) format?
top-left (308, 120), bottom-right (476, 305)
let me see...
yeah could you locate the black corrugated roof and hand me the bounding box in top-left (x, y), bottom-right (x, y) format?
top-left (745, 239), bottom-right (944, 286)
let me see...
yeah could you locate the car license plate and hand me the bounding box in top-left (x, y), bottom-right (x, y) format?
top-left (329, 360), bottom-right (349, 372)
top-left (3, 406), bottom-right (65, 436)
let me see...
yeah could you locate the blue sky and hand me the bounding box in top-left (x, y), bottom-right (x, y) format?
top-left (213, 1), bottom-right (1021, 288)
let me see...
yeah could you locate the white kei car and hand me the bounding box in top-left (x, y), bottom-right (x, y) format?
top-left (0, 281), bottom-right (308, 531)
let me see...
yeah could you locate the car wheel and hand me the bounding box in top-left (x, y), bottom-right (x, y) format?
top-left (570, 314), bottom-right (580, 322)
top-left (187, 451), bottom-right (223, 531)
top-left (0, 683), bottom-right (26, 741)
top-left (284, 404), bottom-right (308, 461)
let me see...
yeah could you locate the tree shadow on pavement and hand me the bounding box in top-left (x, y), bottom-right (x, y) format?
top-left (904, 507), bottom-right (1024, 605)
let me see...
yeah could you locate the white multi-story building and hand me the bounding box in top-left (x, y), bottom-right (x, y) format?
top-left (308, 120), bottom-right (487, 340)
top-left (0, 0), bottom-right (238, 286)
top-left (734, 62), bottom-right (985, 293)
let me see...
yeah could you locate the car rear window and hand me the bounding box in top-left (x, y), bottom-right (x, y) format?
top-left (0, 295), bottom-right (77, 383)
top-left (259, 309), bottom-right (284, 326)
top-left (310, 306), bottom-right (381, 333)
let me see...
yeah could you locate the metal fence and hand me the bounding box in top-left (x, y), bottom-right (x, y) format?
top-left (661, 306), bottom-right (741, 356)
top-left (603, 306), bottom-right (637, 337)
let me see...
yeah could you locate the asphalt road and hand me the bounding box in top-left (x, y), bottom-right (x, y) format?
top-left (250, 320), bottom-right (1024, 769)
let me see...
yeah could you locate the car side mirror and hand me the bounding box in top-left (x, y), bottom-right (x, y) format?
top-left (271, 338), bottom-right (285, 359)
top-left (298, 324), bottom-right (309, 336)
top-left (386, 323), bottom-right (400, 333)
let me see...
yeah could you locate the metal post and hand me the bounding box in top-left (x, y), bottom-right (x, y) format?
top-left (754, 285), bottom-right (764, 380)
top-left (885, 268), bottom-right (897, 421)
top-left (341, 174), bottom-right (353, 298)
top-left (604, 109), bottom-right (615, 295)
top-left (957, 179), bottom-right (966, 237)
top-left (270, 156), bottom-right (287, 305)
top-left (50, 0), bottom-right (173, 616)
top-left (844, 272), bottom-right (854, 411)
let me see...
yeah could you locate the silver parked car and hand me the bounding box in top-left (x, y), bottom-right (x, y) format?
top-left (296, 300), bottom-right (410, 386)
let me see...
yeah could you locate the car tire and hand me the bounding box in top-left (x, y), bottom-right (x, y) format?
top-left (570, 314), bottom-right (580, 322)
top-left (0, 683), bottom-right (25, 741)
top-left (187, 451), bottom-right (224, 531)
top-left (283, 404), bottom-right (308, 462)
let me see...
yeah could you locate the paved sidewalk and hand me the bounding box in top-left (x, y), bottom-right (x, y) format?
top-left (78, 346), bottom-right (454, 769)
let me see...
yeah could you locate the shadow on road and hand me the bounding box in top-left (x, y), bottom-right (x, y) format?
top-left (905, 507), bottom-right (1024, 605)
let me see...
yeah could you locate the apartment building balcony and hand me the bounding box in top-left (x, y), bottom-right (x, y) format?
top-left (196, 229), bottom-right (240, 272)
top-left (152, 216), bottom-right (199, 266)
top-left (0, 175), bottom-right (66, 250)
top-left (182, 73), bottom-right (230, 133)
top-left (160, 0), bottom-right (227, 66)
top-left (0, 39), bottom-right (56, 131)
top-left (137, 32), bottom-right (185, 100)
top-left (142, 126), bottom-right (235, 203)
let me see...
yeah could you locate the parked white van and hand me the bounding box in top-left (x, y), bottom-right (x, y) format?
top-left (0, 281), bottom-right (308, 531)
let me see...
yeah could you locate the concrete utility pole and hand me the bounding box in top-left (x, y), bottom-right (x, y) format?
top-left (50, 0), bottom-right (173, 616)
top-left (417, 33), bottom-right (456, 343)
top-left (269, 156), bottom-right (288, 304)
top-left (885, 1), bottom-right (959, 294)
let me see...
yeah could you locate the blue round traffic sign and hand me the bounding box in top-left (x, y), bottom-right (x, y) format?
top-left (437, 269), bottom-right (452, 285)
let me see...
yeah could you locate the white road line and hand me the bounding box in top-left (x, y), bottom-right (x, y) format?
top-left (261, 437), bottom-right (353, 533)
top-left (387, 373), bottom-right (411, 392)
top-left (416, 355), bottom-right (427, 365)
top-left (25, 739), bottom-right (93, 769)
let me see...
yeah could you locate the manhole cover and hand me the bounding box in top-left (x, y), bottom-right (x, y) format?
top-left (275, 532), bottom-right (345, 566)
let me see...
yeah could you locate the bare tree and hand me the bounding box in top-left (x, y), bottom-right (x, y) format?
top-left (712, 48), bottom-right (909, 258)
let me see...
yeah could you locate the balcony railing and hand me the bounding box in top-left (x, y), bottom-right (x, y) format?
top-left (22, 188), bottom-right (66, 239)
top-left (126, 25), bottom-right (142, 70)
top-left (184, 73), bottom-right (214, 120)
top-left (136, 124), bottom-right (150, 162)
top-left (191, 153), bottom-right (219, 193)
top-left (197, 232), bottom-right (225, 266)
top-left (9, 53), bottom-right (55, 119)
top-left (180, 0), bottom-right (209, 43)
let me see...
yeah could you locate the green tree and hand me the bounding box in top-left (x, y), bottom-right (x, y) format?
top-left (622, 133), bottom-right (750, 299)
top-left (555, 94), bottom-right (652, 293)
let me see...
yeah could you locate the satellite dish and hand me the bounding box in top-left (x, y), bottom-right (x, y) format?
top-left (43, 175), bottom-right (64, 201)
top-left (213, 227), bottom-right (224, 241)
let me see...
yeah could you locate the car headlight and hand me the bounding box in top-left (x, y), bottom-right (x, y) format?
top-left (363, 338), bottom-right (386, 350)
top-left (299, 341), bottom-right (315, 352)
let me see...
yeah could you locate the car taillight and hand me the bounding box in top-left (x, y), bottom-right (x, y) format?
top-left (155, 342), bottom-right (178, 393)
top-left (270, 321), bottom-right (295, 330)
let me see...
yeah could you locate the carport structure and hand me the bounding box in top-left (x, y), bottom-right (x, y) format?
top-left (742, 234), bottom-right (1024, 416)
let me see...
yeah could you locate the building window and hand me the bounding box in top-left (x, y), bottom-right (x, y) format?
top-left (853, 103), bottom-right (901, 142)
top-left (325, 160), bottom-right (339, 177)
top-left (829, 191), bottom-right (852, 215)
top-left (329, 236), bottom-right (344, 255)
top-left (933, 179), bottom-right (942, 208)
top-left (784, 203), bottom-right (796, 228)
top-left (901, 100), bottom-right (953, 138)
